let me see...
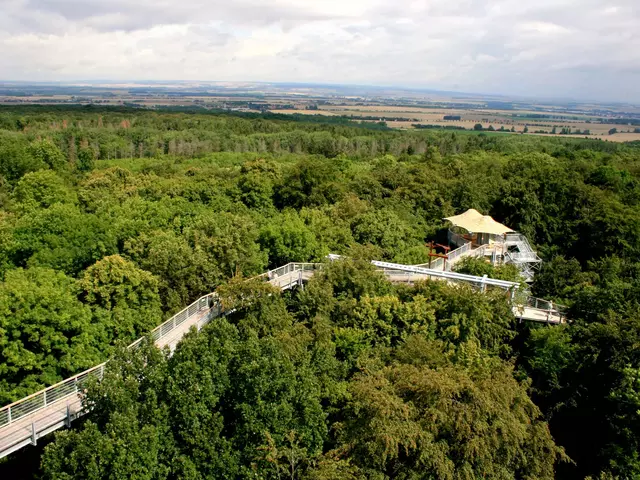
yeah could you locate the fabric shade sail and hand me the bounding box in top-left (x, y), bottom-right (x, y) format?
top-left (444, 209), bottom-right (514, 235)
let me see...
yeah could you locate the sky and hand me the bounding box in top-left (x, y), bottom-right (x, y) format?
top-left (1, 0), bottom-right (639, 102)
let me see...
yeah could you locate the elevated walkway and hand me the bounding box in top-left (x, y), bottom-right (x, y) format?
top-left (417, 231), bottom-right (542, 283)
top-left (443, 210), bottom-right (542, 282)
top-left (0, 258), bottom-right (565, 459)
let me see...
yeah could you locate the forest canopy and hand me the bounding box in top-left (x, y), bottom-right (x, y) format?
top-left (0, 106), bottom-right (640, 479)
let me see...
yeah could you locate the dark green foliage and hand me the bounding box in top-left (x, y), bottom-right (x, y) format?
top-left (0, 106), bottom-right (639, 478)
top-left (77, 147), bottom-right (96, 172)
top-left (454, 256), bottom-right (522, 282)
top-left (40, 266), bottom-right (561, 479)
top-left (0, 134), bottom-right (45, 183)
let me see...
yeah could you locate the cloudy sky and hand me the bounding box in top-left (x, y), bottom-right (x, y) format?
top-left (1, 0), bottom-right (639, 102)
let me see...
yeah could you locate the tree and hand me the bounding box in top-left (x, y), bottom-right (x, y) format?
top-left (259, 211), bottom-right (321, 267)
top-left (0, 134), bottom-right (44, 183)
top-left (473, 123), bottom-right (483, 131)
top-left (41, 318), bottom-right (328, 479)
top-left (79, 255), bottom-right (162, 345)
top-left (12, 169), bottom-right (74, 210)
top-left (13, 203), bottom-right (118, 275)
top-left (28, 139), bottom-right (66, 171)
top-left (351, 208), bottom-right (420, 261)
top-left (40, 341), bottom-right (174, 480)
top-left (77, 147), bottom-right (96, 172)
top-left (0, 267), bottom-right (96, 402)
top-left (454, 256), bottom-right (522, 282)
top-left (239, 171), bottom-right (273, 209)
top-left (341, 348), bottom-right (564, 479)
top-left (125, 230), bottom-right (217, 313)
top-left (609, 128), bottom-right (618, 135)
top-left (274, 158), bottom-right (344, 209)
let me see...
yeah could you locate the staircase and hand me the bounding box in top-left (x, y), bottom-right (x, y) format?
top-left (419, 232), bottom-right (542, 283)
top-left (503, 233), bottom-right (542, 282)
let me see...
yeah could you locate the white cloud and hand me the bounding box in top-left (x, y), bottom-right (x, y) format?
top-left (0, 0), bottom-right (639, 102)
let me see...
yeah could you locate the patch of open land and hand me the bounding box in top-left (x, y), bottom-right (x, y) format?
top-left (1, 81), bottom-right (638, 143)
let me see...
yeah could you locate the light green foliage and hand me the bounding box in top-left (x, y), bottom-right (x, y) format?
top-left (78, 167), bottom-right (154, 212)
top-left (185, 212), bottom-right (267, 279)
top-left (42, 319), bottom-right (328, 480)
top-left (125, 230), bottom-right (218, 312)
top-left (237, 157), bottom-right (279, 209)
top-left (28, 139), bottom-right (66, 171)
top-left (41, 341), bottom-right (173, 480)
top-left (259, 210), bottom-right (321, 267)
top-left (79, 255), bottom-right (162, 345)
top-left (0, 211), bottom-right (16, 277)
top-left (299, 207), bottom-right (354, 257)
top-left (12, 169), bottom-right (75, 210)
top-left (13, 203), bottom-right (118, 275)
top-left (342, 356), bottom-right (562, 479)
top-left (0, 267), bottom-right (96, 402)
top-left (351, 208), bottom-right (415, 260)
top-left (0, 134), bottom-right (45, 182)
top-left (41, 263), bottom-right (562, 479)
top-left (524, 325), bottom-right (575, 393)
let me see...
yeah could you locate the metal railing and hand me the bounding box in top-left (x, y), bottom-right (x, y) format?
top-left (526, 296), bottom-right (567, 313)
top-left (446, 242), bottom-right (472, 266)
top-left (0, 292), bottom-right (217, 432)
top-left (413, 243), bottom-right (471, 271)
top-left (267, 263), bottom-right (318, 290)
top-left (0, 257), bottom-right (565, 458)
top-left (371, 260), bottom-right (520, 291)
top-left (505, 251), bottom-right (542, 263)
top-left (0, 263), bottom-right (321, 440)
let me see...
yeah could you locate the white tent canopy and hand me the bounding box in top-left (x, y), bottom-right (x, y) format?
top-left (444, 209), bottom-right (514, 235)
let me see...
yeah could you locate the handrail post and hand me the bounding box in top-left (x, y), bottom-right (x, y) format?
top-left (31, 422), bottom-right (37, 446)
top-left (7, 406), bottom-right (11, 425)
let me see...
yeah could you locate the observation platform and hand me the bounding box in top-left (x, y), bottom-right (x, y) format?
top-left (0, 257), bottom-right (565, 459)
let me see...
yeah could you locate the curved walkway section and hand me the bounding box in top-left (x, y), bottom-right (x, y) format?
top-left (0, 259), bottom-right (564, 458)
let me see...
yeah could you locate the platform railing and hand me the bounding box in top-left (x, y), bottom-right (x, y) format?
top-left (0, 292), bottom-right (216, 431)
top-left (446, 242), bottom-right (472, 266)
top-left (0, 258), bottom-right (565, 459)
